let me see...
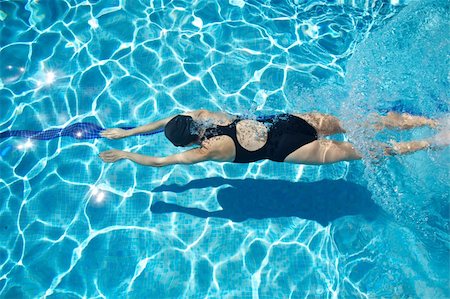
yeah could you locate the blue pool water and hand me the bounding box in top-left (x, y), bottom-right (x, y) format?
top-left (1, 0), bottom-right (449, 298)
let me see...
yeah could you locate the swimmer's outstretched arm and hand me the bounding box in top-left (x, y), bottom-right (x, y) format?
top-left (99, 146), bottom-right (225, 166)
top-left (100, 110), bottom-right (206, 139)
top-left (100, 115), bottom-right (173, 139)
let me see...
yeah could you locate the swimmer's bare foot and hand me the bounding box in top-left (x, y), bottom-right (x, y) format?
top-left (435, 116), bottom-right (450, 130)
top-left (375, 112), bottom-right (438, 130)
top-left (385, 139), bottom-right (430, 155)
top-left (427, 131), bottom-right (450, 149)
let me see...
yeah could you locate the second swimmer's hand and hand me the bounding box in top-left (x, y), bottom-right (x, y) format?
top-left (100, 128), bottom-right (129, 139)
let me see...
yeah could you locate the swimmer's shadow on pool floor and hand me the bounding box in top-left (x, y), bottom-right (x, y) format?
top-left (151, 178), bottom-right (381, 226)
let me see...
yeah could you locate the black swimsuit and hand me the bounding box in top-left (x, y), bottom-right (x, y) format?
top-left (203, 114), bottom-right (318, 163)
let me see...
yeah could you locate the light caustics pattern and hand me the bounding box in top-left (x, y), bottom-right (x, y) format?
top-left (1, 0), bottom-right (449, 298)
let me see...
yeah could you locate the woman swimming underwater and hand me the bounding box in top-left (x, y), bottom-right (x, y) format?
top-left (99, 110), bottom-right (447, 166)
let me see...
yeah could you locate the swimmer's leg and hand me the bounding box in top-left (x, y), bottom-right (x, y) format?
top-left (283, 136), bottom-right (446, 165)
top-left (386, 131), bottom-right (450, 154)
top-left (292, 112), bottom-right (438, 135)
top-left (293, 113), bottom-right (346, 136)
top-left (283, 140), bottom-right (361, 165)
top-left (383, 140), bottom-right (430, 155)
top-left (375, 112), bottom-right (438, 130)
top-left (385, 130), bottom-right (450, 155)
top-left (370, 136), bottom-right (449, 156)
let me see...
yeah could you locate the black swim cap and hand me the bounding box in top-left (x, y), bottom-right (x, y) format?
top-left (164, 115), bottom-right (199, 147)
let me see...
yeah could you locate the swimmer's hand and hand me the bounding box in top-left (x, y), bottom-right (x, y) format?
top-left (99, 149), bottom-right (127, 163)
top-left (100, 128), bottom-right (129, 139)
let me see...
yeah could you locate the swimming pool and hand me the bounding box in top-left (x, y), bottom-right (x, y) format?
top-left (0, 0), bottom-right (449, 297)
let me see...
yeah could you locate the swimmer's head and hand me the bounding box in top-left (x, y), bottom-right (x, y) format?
top-left (164, 115), bottom-right (199, 147)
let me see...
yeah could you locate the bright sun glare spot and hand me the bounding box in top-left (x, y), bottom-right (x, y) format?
top-left (76, 131), bottom-right (83, 138)
top-left (88, 18), bottom-right (99, 29)
top-left (192, 16), bottom-right (203, 29)
top-left (17, 140), bottom-right (33, 151)
top-left (91, 186), bottom-right (99, 196)
top-left (45, 71), bottom-right (56, 84)
top-left (96, 192), bottom-right (105, 203)
top-left (25, 139), bottom-right (33, 149)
